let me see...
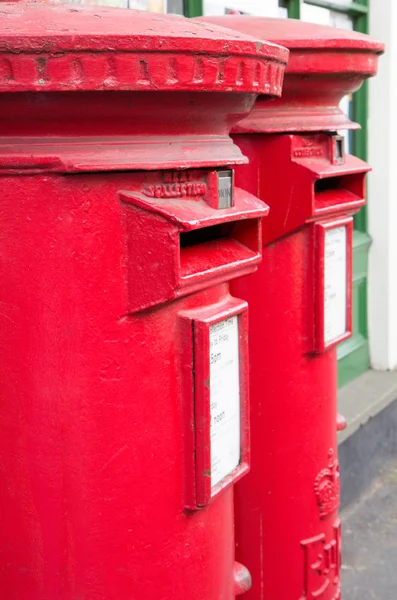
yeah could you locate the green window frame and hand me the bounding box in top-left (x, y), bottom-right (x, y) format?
top-left (184, 0), bottom-right (203, 17)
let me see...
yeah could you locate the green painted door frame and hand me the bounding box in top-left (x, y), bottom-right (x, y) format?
top-left (185, 0), bottom-right (203, 17)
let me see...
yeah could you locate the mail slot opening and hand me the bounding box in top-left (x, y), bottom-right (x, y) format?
top-left (314, 172), bottom-right (365, 214)
top-left (315, 177), bottom-right (344, 194)
top-left (315, 173), bottom-right (364, 197)
top-left (179, 218), bottom-right (261, 279)
top-left (180, 223), bottom-right (234, 249)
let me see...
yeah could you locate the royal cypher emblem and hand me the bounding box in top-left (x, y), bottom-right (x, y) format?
top-left (314, 449), bottom-right (341, 519)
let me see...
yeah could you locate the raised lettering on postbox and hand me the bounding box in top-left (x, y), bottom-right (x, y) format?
top-left (141, 170), bottom-right (207, 199)
top-left (293, 147), bottom-right (323, 158)
top-left (292, 135), bottom-right (326, 160)
top-left (301, 519), bottom-right (341, 600)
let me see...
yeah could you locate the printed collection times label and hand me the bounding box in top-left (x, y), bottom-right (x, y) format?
top-left (209, 316), bottom-right (241, 487)
top-left (324, 227), bottom-right (347, 345)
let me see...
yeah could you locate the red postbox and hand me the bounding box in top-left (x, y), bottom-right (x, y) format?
top-left (197, 15), bottom-right (383, 600)
top-left (0, 4), bottom-right (288, 599)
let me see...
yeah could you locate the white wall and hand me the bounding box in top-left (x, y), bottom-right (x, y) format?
top-left (368, 0), bottom-right (397, 370)
top-left (203, 0), bottom-right (280, 17)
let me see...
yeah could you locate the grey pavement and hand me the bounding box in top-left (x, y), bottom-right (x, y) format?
top-left (341, 459), bottom-right (397, 600)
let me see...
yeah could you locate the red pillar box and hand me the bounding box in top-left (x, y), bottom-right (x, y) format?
top-left (197, 15), bottom-right (383, 600)
top-left (0, 4), bottom-right (288, 599)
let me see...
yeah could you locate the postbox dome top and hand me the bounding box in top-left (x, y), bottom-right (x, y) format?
top-left (0, 1), bottom-right (288, 94)
top-left (197, 15), bottom-right (384, 132)
top-left (196, 16), bottom-right (384, 55)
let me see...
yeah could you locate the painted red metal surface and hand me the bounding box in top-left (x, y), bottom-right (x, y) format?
top-left (197, 15), bottom-right (384, 132)
top-left (0, 3), bottom-right (288, 173)
top-left (0, 3), bottom-right (288, 599)
top-left (197, 15), bottom-right (383, 600)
